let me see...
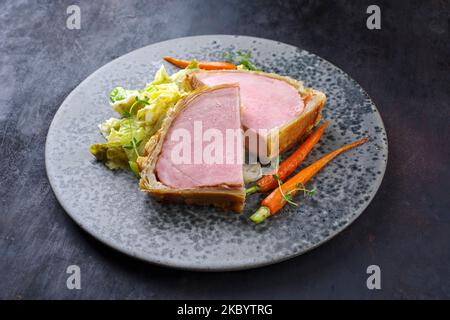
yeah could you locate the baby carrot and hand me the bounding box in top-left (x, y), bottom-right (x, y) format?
top-left (246, 121), bottom-right (329, 195)
top-left (250, 137), bottom-right (369, 224)
top-left (163, 56), bottom-right (237, 70)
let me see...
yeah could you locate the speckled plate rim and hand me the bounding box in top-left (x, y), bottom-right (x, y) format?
top-left (45, 35), bottom-right (388, 271)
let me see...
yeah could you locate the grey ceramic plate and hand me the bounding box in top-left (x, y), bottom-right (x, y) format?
top-left (46, 35), bottom-right (388, 271)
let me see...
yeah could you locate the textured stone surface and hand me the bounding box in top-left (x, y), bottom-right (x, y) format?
top-left (0, 0), bottom-right (449, 298)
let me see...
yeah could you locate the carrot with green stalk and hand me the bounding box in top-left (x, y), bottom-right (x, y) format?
top-left (246, 121), bottom-right (329, 195)
top-left (250, 137), bottom-right (369, 224)
top-left (164, 56), bottom-right (237, 70)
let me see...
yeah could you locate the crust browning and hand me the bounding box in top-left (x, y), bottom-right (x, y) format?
top-left (138, 84), bottom-right (245, 213)
top-left (188, 70), bottom-right (326, 158)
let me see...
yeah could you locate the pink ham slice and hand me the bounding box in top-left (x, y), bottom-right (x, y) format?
top-left (155, 86), bottom-right (243, 189)
top-left (191, 72), bottom-right (304, 133)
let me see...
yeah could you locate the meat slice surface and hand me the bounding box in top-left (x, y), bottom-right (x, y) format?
top-left (155, 86), bottom-right (243, 189)
top-left (192, 72), bottom-right (304, 132)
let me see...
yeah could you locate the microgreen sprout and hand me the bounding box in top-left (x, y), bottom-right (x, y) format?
top-left (122, 111), bottom-right (142, 158)
top-left (272, 174), bottom-right (316, 207)
top-left (224, 50), bottom-right (259, 71)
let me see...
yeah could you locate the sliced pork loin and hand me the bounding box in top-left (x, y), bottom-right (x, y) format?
top-left (188, 70), bottom-right (326, 158)
top-left (138, 84), bottom-right (245, 212)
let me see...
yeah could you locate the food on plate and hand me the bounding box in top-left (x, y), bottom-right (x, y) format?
top-left (246, 121), bottom-right (328, 195)
top-left (223, 51), bottom-right (260, 71)
top-left (90, 63), bottom-right (199, 173)
top-left (250, 138), bottom-right (369, 224)
top-left (165, 51), bottom-right (259, 71)
top-left (188, 70), bottom-right (326, 158)
top-left (242, 163), bottom-right (263, 184)
top-left (138, 84), bottom-right (246, 212)
top-left (90, 51), bottom-right (369, 222)
top-left (164, 56), bottom-right (237, 70)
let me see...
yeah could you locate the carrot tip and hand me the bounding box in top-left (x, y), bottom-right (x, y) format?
top-left (250, 206), bottom-right (271, 224)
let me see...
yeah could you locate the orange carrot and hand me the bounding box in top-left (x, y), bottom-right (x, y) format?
top-left (163, 56), bottom-right (237, 70)
top-left (246, 121), bottom-right (329, 195)
top-left (250, 137), bottom-right (369, 224)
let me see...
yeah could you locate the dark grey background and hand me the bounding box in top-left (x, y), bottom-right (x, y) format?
top-left (1, 0), bottom-right (449, 299)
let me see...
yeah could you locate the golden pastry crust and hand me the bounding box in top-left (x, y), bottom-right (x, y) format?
top-left (188, 70), bottom-right (326, 158)
top-left (138, 84), bottom-right (245, 213)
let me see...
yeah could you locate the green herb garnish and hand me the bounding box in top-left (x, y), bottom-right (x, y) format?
top-left (273, 174), bottom-right (316, 206)
top-left (273, 174), bottom-right (298, 206)
top-left (129, 96), bottom-right (150, 115)
top-left (224, 50), bottom-right (260, 71)
top-left (123, 111), bottom-right (141, 158)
